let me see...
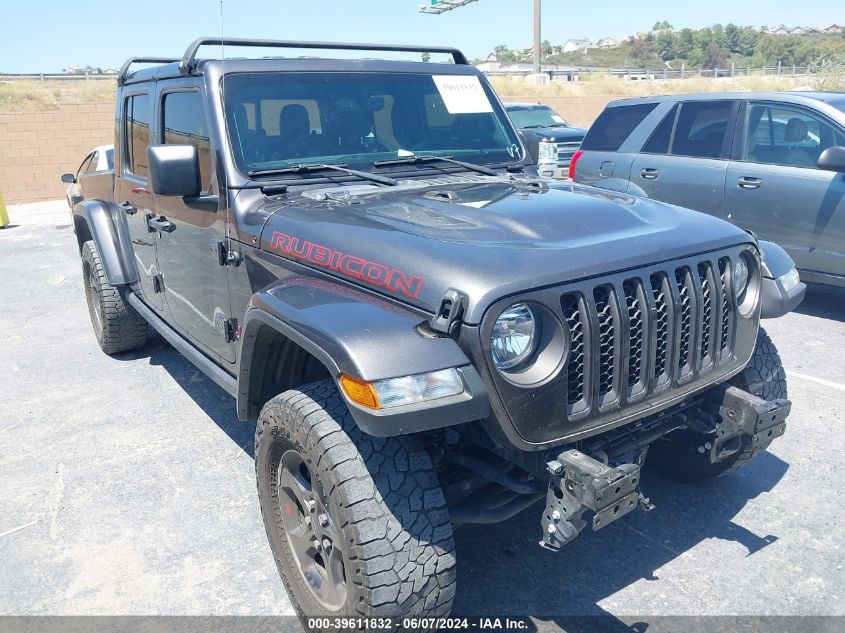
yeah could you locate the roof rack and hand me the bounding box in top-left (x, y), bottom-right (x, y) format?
top-left (117, 57), bottom-right (179, 85)
top-left (178, 37), bottom-right (470, 73)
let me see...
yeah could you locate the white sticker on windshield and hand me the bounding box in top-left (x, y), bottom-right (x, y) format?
top-left (432, 75), bottom-right (494, 114)
top-left (551, 115), bottom-right (566, 123)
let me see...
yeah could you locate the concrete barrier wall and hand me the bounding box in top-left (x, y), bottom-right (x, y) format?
top-left (0, 95), bottom-right (613, 204)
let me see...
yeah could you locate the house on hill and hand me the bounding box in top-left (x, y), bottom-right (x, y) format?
top-left (822, 24), bottom-right (844, 33)
top-left (598, 37), bottom-right (620, 48)
top-left (562, 38), bottom-right (595, 53)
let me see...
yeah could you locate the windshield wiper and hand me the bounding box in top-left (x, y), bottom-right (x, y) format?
top-left (247, 163), bottom-right (398, 187)
top-left (372, 155), bottom-right (499, 177)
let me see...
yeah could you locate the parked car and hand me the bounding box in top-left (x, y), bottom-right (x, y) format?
top-left (68, 39), bottom-right (803, 626)
top-left (504, 102), bottom-right (585, 179)
top-left (61, 145), bottom-right (114, 209)
top-left (572, 92), bottom-right (845, 287)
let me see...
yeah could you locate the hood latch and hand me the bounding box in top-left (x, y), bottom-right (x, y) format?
top-left (430, 288), bottom-right (465, 335)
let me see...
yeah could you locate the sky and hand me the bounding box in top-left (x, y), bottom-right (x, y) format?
top-left (0, 0), bottom-right (842, 73)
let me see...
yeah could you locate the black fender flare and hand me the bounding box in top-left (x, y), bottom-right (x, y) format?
top-left (237, 276), bottom-right (489, 436)
top-left (72, 199), bottom-right (138, 286)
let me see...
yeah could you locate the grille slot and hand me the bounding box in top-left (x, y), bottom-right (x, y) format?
top-left (698, 263), bottom-right (714, 366)
top-left (593, 286), bottom-right (617, 398)
top-left (561, 294), bottom-right (586, 407)
top-left (623, 279), bottom-right (646, 394)
top-left (675, 268), bottom-right (694, 375)
top-left (651, 273), bottom-right (671, 383)
top-left (719, 258), bottom-right (732, 355)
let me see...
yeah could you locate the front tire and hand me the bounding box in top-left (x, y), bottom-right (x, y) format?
top-left (81, 240), bottom-right (149, 355)
top-left (648, 327), bottom-right (787, 482)
top-left (255, 380), bottom-right (456, 626)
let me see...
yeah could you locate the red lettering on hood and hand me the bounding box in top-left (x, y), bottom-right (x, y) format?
top-left (269, 231), bottom-right (424, 300)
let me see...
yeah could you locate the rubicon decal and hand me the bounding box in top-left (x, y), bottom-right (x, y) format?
top-left (270, 231), bottom-right (424, 299)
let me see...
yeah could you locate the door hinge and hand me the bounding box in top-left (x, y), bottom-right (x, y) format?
top-left (430, 288), bottom-right (465, 335)
top-left (214, 240), bottom-right (241, 267)
top-left (152, 273), bottom-right (165, 294)
top-left (215, 315), bottom-right (240, 343)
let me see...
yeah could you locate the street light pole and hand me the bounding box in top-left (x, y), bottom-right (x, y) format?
top-left (533, 0), bottom-right (541, 74)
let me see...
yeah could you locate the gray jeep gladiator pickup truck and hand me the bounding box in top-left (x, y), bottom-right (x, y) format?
top-left (69, 37), bottom-right (805, 626)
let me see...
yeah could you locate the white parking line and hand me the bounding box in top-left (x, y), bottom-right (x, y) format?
top-left (785, 369), bottom-right (845, 392)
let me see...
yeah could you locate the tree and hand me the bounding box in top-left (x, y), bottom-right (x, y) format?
top-left (656, 30), bottom-right (676, 60)
top-left (725, 23), bottom-right (741, 53)
top-left (676, 28), bottom-right (695, 58)
top-left (702, 42), bottom-right (728, 68)
top-left (629, 36), bottom-right (651, 63)
top-left (541, 39), bottom-right (553, 58)
top-left (493, 44), bottom-right (516, 62)
top-left (652, 20), bottom-right (673, 32)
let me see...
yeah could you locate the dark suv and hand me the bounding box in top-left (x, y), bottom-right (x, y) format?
top-left (572, 92), bottom-right (845, 288)
top-left (67, 39), bottom-right (804, 627)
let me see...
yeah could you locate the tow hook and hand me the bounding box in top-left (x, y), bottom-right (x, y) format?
top-left (539, 449), bottom-right (648, 551)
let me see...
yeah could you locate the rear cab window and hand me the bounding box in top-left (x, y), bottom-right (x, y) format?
top-left (580, 103), bottom-right (657, 152)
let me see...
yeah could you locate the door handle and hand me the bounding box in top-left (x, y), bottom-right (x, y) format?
top-left (738, 176), bottom-right (762, 189)
top-left (147, 216), bottom-right (176, 233)
top-left (119, 201), bottom-right (137, 215)
top-left (640, 168), bottom-right (659, 179)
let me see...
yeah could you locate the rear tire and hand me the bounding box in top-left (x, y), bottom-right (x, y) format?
top-left (81, 240), bottom-right (148, 355)
top-left (648, 327), bottom-right (786, 482)
top-left (255, 379), bottom-right (456, 628)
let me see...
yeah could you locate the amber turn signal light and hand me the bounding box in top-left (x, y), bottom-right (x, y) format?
top-left (339, 375), bottom-right (380, 410)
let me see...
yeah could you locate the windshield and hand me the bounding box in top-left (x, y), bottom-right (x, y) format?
top-left (222, 71), bottom-right (522, 177)
top-left (506, 105), bottom-right (569, 129)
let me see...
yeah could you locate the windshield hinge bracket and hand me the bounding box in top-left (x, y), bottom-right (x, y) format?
top-left (430, 288), bottom-right (465, 335)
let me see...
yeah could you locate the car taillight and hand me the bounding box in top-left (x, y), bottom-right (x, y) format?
top-left (568, 149), bottom-right (584, 181)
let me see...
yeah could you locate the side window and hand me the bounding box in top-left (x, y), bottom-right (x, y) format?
top-left (580, 103), bottom-right (657, 152)
top-left (162, 91), bottom-right (213, 191)
top-left (124, 94), bottom-right (151, 178)
top-left (671, 101), bottom-right (733, 159)
top-left (642, 105), bottom-right (677, 154)
top-left (743, 102), bottom-right (845, 168)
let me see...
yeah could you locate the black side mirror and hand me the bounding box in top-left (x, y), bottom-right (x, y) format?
top-left (147, 144), bottom-right (201, 197)
top-left (61, 173), bottom-right (76, 184)
top-left (817, 146), bottom-right (845, 173)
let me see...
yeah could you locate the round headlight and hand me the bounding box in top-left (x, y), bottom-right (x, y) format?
top-left (491, 303), bottom-right (539, 371)
top-left (734, 254), bottom-right (750, 296)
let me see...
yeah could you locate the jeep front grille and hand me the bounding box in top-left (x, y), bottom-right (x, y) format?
top-left (560, 256), bottom-right (738, 416)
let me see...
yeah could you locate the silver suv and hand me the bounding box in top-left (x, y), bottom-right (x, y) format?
top-left (572, 92), bottom-right (845, 288)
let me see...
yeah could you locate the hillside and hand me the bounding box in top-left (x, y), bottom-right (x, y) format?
top-left (539, 25), bottom-right (845, 70)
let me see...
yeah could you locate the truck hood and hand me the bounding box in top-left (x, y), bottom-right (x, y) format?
top-left (521, 126), bottom-right (586, 142)
top-left (259, 177), bottom-right (752, 324)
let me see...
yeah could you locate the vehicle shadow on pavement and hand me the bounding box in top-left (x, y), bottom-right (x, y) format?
top-left (451, 452), bottom-right (788, 626)
top-left (127, 334), bottom-right (256, 457)
top-left (792, 283), bottom-right (845, 322)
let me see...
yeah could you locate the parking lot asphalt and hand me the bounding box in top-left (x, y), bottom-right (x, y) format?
top-left (0, 201), bottom-right (843, 626)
